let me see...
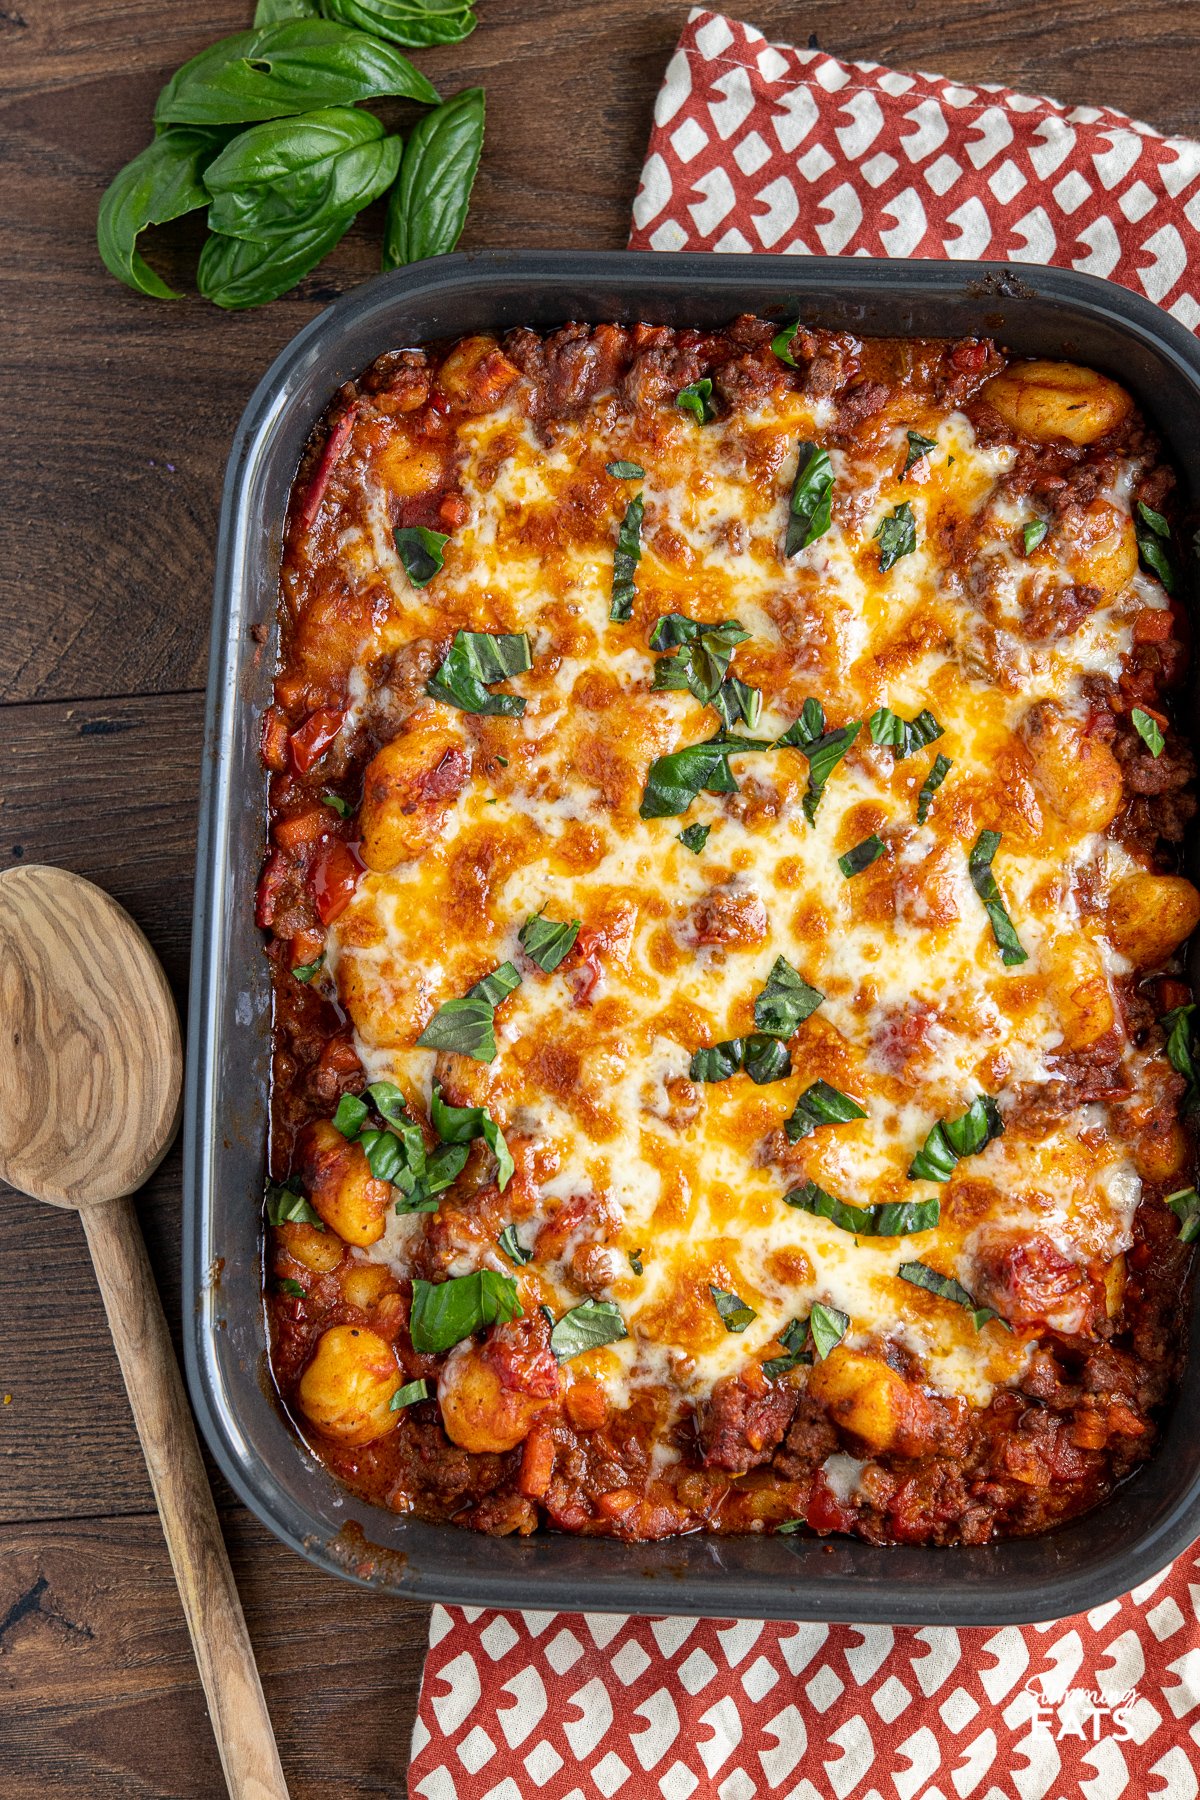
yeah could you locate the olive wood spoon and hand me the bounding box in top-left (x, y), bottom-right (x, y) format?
top-left (0, 864), bottom-right (289, 1800)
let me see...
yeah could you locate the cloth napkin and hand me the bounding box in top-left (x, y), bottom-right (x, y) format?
top-left (409, 15), bottom-right (1200, 1796)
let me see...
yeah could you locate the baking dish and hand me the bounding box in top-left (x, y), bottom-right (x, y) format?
top-left (184, 249), bottom-right (1200, 1624)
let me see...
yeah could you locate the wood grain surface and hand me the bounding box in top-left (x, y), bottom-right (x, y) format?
top-left (3, 0), bottom-right (1200, 1792)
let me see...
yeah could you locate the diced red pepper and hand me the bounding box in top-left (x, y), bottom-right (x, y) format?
top-left (310, 838), bottom-right (362, 925)
top-left (288, 707), bottom-right (346, 776)
top-left (291, 927), bottom-right (325, 967)
top-left (260, 705), bottom-right (290, 772)
top-left (299, 409), bottom-right (356, 531)
top-left (518, 1425), bottom-right (556, 1500)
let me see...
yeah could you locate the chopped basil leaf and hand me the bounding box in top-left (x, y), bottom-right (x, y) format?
top-left (784, 1080), bottom-right (866, 1142)
top-left (785, 1178), bottom-right (940, 1237)
top-left (498, 1223), bottom-right (533, 1265)
top-left (902, 430), bottom-right (937, 477)
top-left (1022, 519), bottom-right (1048, 556)
top-left (776, 700), bottom-right (862, 823)
top-left (1166, 1187), bottom-right (1200, 1245)
top-left (754, 955), bottom-right (824, 1037)
top-left (628, 1248), bottom-right (644, 1275)
top-left (808, 1301), bottom-right (850, 1361)
top-left (676, 378), bottom-right (716, 424)
top-left (292, 953), bottom-right (325, 983)
top-left (771, 318), bottom-right (800, 366)
top-left (519, 910), bottom-right (581, 973)
top-left (1131, 708), bottom-right (1165, 757)
top-left (868, 706), bottom-right (943, 759)
top-left (389, 1378), bottom-right (430, 1411)
top-left (365, 1079), bottom-right (415, 1133)
top-left (639, 731), bottom-right (772, 820)
top-left (838, 834), bottom-right (886, 879)
top-left (610, 492), bottom-right (645, 622)
top-left (416, 961), bottom-right (522, 1061)
top-left (916, 752), bottom-right (952, 825)
top-left (711, 675), bottom-right (762, 731)
top-left (874, 501), bottom-right (917, 572)
top-left (265, 1184), bottom-right (323, 1229)
top-left (679, 822), bottom-right (710, 853)
top-left (322, 791), bottom-right (352, 817)
top-left (775, 1519), bottom-right (806, 1534)
top-left (785, 442), bottom-right (834, 556)
top-left (550, 1298), bottom-right (628, 1360)
top-left (396, 1141), bottom-right (467, 1213)
top-left (651, 614), bottom-right (750, 712)
top-left (394, 525), bottom-right (449, 588)
top-left (689, 1035), bottom-right (792, 1086)
top-left (710, 1284), bottom-right (756, 1333)
top-left (1135, 502), bottom-right (1175, 593)
top-left (606, 460), bottom-right (645, 479)
top-left (909, 1093), bottom-right (1004, 1182)
top-left (1163, 1003), bottom-right (1198, 1113)
top-left (332, 1093), bottom-right (369, 1138)
top-left (409, 1270), bottom-right (522, 1354)
top-left (430, 1080), bottom-right (514, 1192)
top-left (278, 1278), bottom-right (305, 1297)
top-left (898, 1260), bottom-right (1005, 1331)
top-left (358, 1126), bottom-right (406, 1184)
top-left (762, 1315), bottom-right (811, 1377)
top-left (426, 630), bottom-right (531, 717)
top-left (968, 829), bottom-right (1028, 966)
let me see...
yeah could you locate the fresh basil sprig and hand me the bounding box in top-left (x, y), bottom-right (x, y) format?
top-left (409, 1270), bottom-right (522, 1353)
top-left (909, 1094), bottom-right (1004, 1181)
top-left (676, 379), bottom-right (716, 424)
top-left (874, 502), bottom-right (917, 572)
top-left (323, 0), bottom-right (477, 50)
top-left (754, 955), bottom-right (824, 1037)
top-left (431, 1081), bottom-right (513, 1192)
top-left (1135, 502), bottom-right (1175, 593)
top-left (610, 493), bottom-right (644, 623)
top-left (868, 706), bottom-right (943, 759)
top-left (383, 85), bottom-right (484, 266)
top-left (902, 430), bottom-right (937, 477)
top-left (416, 962), bottom-right (522, 1061)
top-left (519, 911), bottom-right (581, 973)
top-left (916, 752), bottom-right (952, 824)
top-left (1167, 1187), bottom-right (1200, 1244)
top-left (97, 129), bottom-right (227, 300)
top-left (394, 525), bottom-right (449, 587)
top-left (710, 1285), bottom-right (756, 1332)
top-left (639, 731), bottom-right (771, 820)
top-left (784, 1081), bottom-right (865, 1142)
top-left (785, 443), bottom-right (834, 556)
top-left (838, 834), bottom-right (886, 878)
top-left (968, 829), bottom-right (1028, 966)
top-left (689, 1035), bottom-right (792, 1086)
top-left (266, 1183), bottom-right (324, 1227)
top-left (898, 1261), bottom-right (1005, 1332)
top-left (785, 1179), bottom-right (939, 1237)
top-left (1131, 708), bottom-right (1165, 757)
top-left (776, 699), bottom-right (861, 823)
top-left (550, 1300), bottom-right (628, 1361)
top-left (426, 630), bottom-right (531, 716)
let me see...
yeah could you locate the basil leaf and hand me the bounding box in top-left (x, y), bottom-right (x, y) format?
top-left (266, 1183), bottom-right (323, 1228)
top-left (771, 319), bottom-right (800, 366)
top-left (395, 524), bottom-right (449, 588)
top-left (519, 911), bottom-right (581, 973)
top-left (838, 834), bottom-right (886, 879)
top-left (430, 1081), bottom-right (513, 1192)
top-left (610, 493), bottom-right (644, 623)
top-left (808, 1302), bottom-right (849, 1361)
top-left (154, 19), bottom-right (439, 126)
top-left (322, 790), bottom-right (352, 817)
top-left (676, 378), bottom-right (716, 424)
top-left (1166, 1187), bottom-right (1200, 1245)
top-left (1135, 502), bottom-right (1175, 593)
top-left (356, 1127), bottom-right (402, 1183)
top-left (785, 1179), bottom-right (940, 1237)
top-left (968, 829), bottom-right (1028, 966)
top-left (203, 106), bottom-right (396, 238)
top-left (366, 1081), bottom-right (427, 1177)
top-left (332, 1092), bottom-right (369, 1138)
top-left (292, 952), bottom-right (325, 983)
top-left (679, 822), bottom-right (710, 854)
top-left (909, 1094), bottom-right (1004, 1182)
top-left (97, 128), bottom-right (224, 300)
top-left (868, 707), bottom-right (943, 759)
top-left (898, 1260), bottom-right (1004, 1331)
top-left (198, 208), bottom-right (356, 309)
top-left (874, 501), bottom-right (917, 572)
top-left (256, 0), bottom-right (320, 21)
top-left (550, 1299), bottom-right (628, 1360)
top-left (392, 1142), bottom-right (464, 1213)
top-left (777, 702), bottom-right (862, 823)
top-left (785, 442), bottom-right (834, 556)
top-left (416, 962), bottom-right (522, 1061)
top-left (762, 1315), bottom-right (811, 1378)
top-left (427, 630), bottom-right (531, 716)
top-left (1162, 1003), bottom-right (1198, 1112)
top-left (651, 617), bottom-right (749, 709)
top-left (710, 1285), bottom-right (756, 1332)
top-left (628, 1248), bottom-right (644, 1275)
top-left (409, 1270), bottom-right (522, 1353)
top-left (689, 1040), bottom-right (744, 1083)
top-left (775, 1519), bottom-right (805, 1534)
top-left (639, 731), bottom-right (771, 820)
top-left (916, 751), bottom-right (952, 825)
top-left (389, 1377), bottom-right (431, 1410)
top-left (1132, 708), bottom-right (1165, 757)
top-left (711, 676), bottom-right (761, 731)
top-left (689, 1036), bottom-right (792, 1086)
top-left (607, 460), bottom-right (645, 479)
top-left (208, 133), bottom-right (401, 243)
top-left (784, 1081), bottom-right (866, 1142)
top-left (383, 86), bottom-right (485, 267)
top-left (498, 1224), bottom-right (532, 1265)
top-left (754, 956), bottom-right (824, 1037)
top-left (323, 0), bottom-right (476, 49)
top-left (902, 430), bottom-right (937, 477)
top-left (1022, 519), bottom-right (1048, 555)
top-left (278, 1277), bottom-right (306, 1296)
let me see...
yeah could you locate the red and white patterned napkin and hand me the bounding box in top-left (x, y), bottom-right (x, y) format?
top-left (409, 16), bottom-right (1200, 1796)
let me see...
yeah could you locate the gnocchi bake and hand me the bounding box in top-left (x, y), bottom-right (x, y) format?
top-left (257, 317), bottom-right (1197, 1544)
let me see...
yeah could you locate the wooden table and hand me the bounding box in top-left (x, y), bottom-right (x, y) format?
top-left (2, 1), bottom-right (1197, 1791)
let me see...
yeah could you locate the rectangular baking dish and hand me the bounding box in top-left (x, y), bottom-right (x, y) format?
top-left (184, 249), bottom-right (1200, 1624)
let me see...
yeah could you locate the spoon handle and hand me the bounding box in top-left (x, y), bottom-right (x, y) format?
top-left (82, 1196), bottom-right (291, 1800)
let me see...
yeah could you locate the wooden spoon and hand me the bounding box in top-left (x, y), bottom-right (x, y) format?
top-left (0, 864), bottom-right (290, 1800)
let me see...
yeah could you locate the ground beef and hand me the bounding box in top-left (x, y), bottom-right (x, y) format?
top-left (696, 1372), bottom-right (798, 1472)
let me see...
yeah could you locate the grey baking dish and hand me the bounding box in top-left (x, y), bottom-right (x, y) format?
top-left (184, 248), bottom-right (1200, 1624)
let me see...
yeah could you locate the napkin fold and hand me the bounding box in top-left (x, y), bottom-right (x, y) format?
top-left (410, 15), bottom-right (1200, 1796)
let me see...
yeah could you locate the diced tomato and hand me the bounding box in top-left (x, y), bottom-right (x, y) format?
top-left (1154, 977), bottom-right (1193, 1013)
top-left (564, 1377), bottom-right (609, 1432)
top-left (805, 1474), bottom-right (856, 1536)
top-left (310, 838), bottom-right (362, 925)
top-left (438, 492), bottom-right (470, 529)
top-left (273, 807), bottom-right (330, 852)
top-left (299, 409), bottom-right (355, 531)
top-left (288, 707), bottom-right (346, 776)
top-left (260, 705), bottom-right (290, 772)
top-left (950, 340), bottom-right (989, 372)
top-left (1132, 608), bottom-right (1174, 645)
top-left (518, 1425), bottom-right (556, 1500)
top-left (255, 849), bottom-right (289, 929)
top-left (291, 928), bottom-right (325, 967)
top-left (596, 1487), bottom-right (639, 1520)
